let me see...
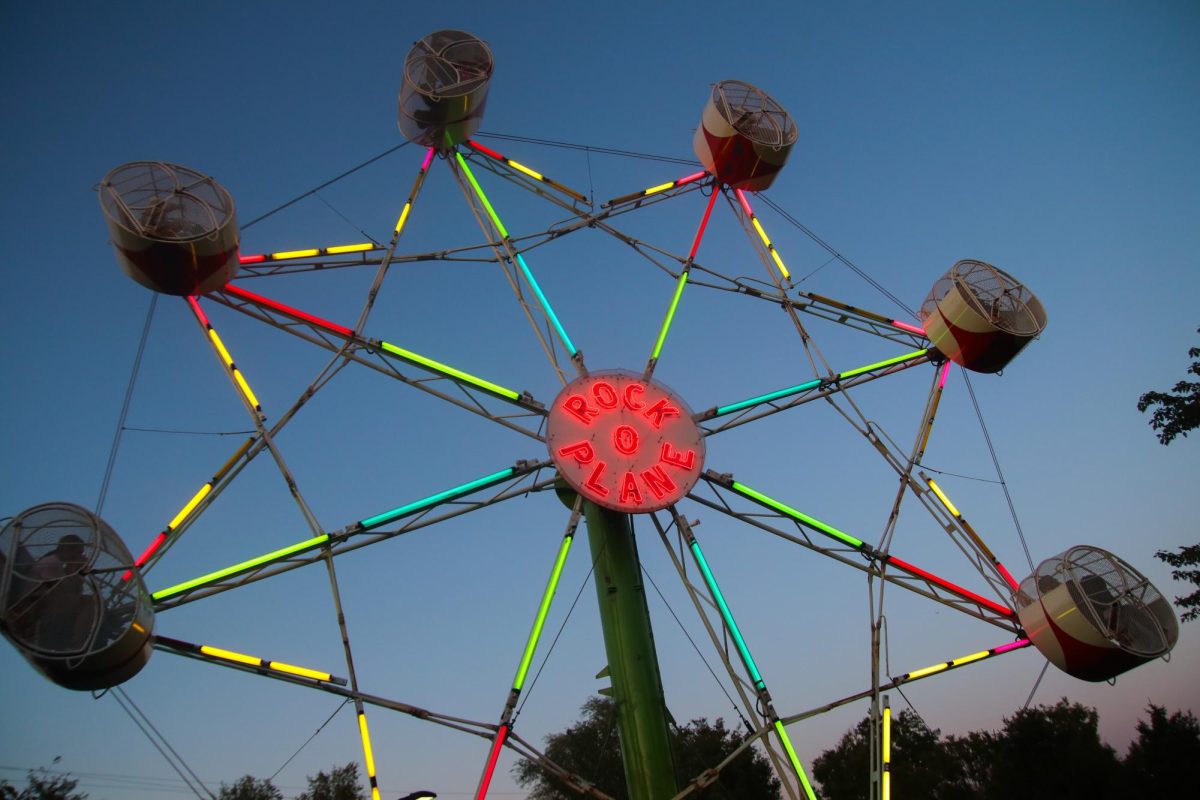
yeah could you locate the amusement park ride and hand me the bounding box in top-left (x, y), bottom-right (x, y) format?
top-left (0, 29), bottom-right (1181, 800)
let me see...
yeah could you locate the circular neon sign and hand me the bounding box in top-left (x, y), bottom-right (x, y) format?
top-left (547, 371), bottom-right (705, 513)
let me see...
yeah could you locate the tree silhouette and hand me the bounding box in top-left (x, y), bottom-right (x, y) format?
top-left (1137, 327), bottom-right (1200, 445)
top-left (1123, 704), bottom-right (1200, 798)
top-left (217, 775), bottom-right (282, 800)
top-left (296, 763), bottom-right (365, 800)
top-left (0, 770), bottom-right (87, 800)
top-left (513, 696), bottom-right (781, 799)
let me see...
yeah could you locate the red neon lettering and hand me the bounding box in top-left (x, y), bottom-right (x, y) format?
top-left (619, 472), bottom-right (643, 505)
top-left (623, 383), bottom-right (645, 411)
top-left (584, 461), bottom-right (610, 497)
top-left (564, 395), bottom-right (599, 424)
top-left (613, 425), bottom-right (640, 455)
top-left (592, 380), bottom-right (618, 409)
top-left (558, 441), bottom-right (595, 465)
top-left (640, 465), bottom-right (677, 500)
top-left (643, 398), bottom-right (680, 428)
top-left (660, 443), bottom-right (696, 470)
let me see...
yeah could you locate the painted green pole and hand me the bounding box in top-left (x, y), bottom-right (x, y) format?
top-left (583, 501), bottom-right (679, 800)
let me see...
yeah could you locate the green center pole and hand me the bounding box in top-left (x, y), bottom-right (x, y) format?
top-left (584, 501), bottom-right (679, 800)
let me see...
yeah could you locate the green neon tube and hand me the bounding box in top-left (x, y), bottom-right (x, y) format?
top-left (152, 534), bottom-right (330, 601)
top-left (774, 720), bottom-right (818, 800)
top-left (514, 253), bottom-right (577, 357)
top-left (359, 468), bottom-right (516, 530)
top-left (714, 378), bottom-right (822, 417)
top-left (730, 482), bottom-right (865, 549)
top-left (650, 271), bottom-right (689, 361)
top-left (689, 541), bottom-right (765, 689)
top-left (512, 534), bottom-right (575, 690)
top-left (836, 349), bottom-right (928, 380)
top-left (379, 341), bottom-right (520, 400)
top-left (455, 152), bottom-right (508, 238)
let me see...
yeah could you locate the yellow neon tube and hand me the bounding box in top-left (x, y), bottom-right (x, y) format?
top-left (643, 180), bottom-right (676, 196)
top-left (906, 662), bottom-right (948, 680)
top-left (268, 661), bottom-right (332, 682)
top-left (883, 772), bottom-right (891, 800)
top-left (232, 370), bottom-right (261, 411)
top-left (950, 650), bottom-right (990, 667)
top-left (271, 248), bottom-right (320, 260)
top-left (200, 646), bottom-right (260, 667)
top-left (769, 248), bottom-right (791, 280)
top-left (358, 713), bottom-right (377, 779)
top-left (752, 217), bottom-right (770, 245)
top-left (926, 479), bottom-right (961, 518)
top-left (394, 202), bottom-right (412, 234)
top-left (326, 243), bottom-right (375, 254)
top-left (507, 160), bottom-right (544, 181)
top-left (208, 329), bottom-right (234, 367)
top-left (167, 484), bottom-right (212, 531)
top-left (882, 706), bottom-right (891, 762)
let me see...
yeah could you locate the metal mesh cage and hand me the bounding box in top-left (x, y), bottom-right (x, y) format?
top-left (99, 162), bottom-right (234, 243)
top-left (404, 29), bottom-right (493, 100)
top-left (711, 80), bottom-right (798, 149)
top-left (920, 260), bottom-right (1047, 337)
top-left (1027, 546), bottom-right (1178, 657)
top-left (1, 503), bottom-right (151, 662)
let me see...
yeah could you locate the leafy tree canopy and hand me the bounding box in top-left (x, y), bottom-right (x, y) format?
top-left (0, 770), bottom-right (87, 800)
top-left (514, 696), bottom-right (781, 799)
top-left (1137, 327), bottom-right (1200, 445)
top-left (296, 763), bottom-right (366, 800)
top-left (217, 775), bottom-right (283, 800)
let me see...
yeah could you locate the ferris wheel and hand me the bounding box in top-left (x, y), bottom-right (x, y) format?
top-left (0, 29), bottom-right (1181, 800)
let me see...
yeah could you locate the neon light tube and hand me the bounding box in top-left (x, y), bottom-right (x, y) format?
top-left (737, 189), bottom-right (791, 280)
top-left (837, 349), bottom-right (929, 380)
top-left (891, 320), bottom-right (926, 336)
top-left (676, 170), bottom-right (708, 186)
top-left (513, 535), bottom-right (574, 691)
top-left (270, 248), bottom-right (320, 260)
top-left (714, 378), bottom-right (822, 417)
top-left (421, 146), bottom-right (436, 171)
top-left (901, 638), bottom-right (1031, 683)
top-left (609, 170), bottom-right (710, 205)
top-left (224, 284), bottom-right (354, 338)
top-left (805, 292), bottom-right (893, 325)
top-left (938, 361), bottom-right (952, 389)
top-left (650, 271), bottom-right (688, 362)
top-left (326, 242), bottom-right (375, 254)
top-left (688, 186), bottom-right (719, 260)
top-left (456, 151), bottom-right (508, 238)
top-left (394, 202), bottom-right (412, 234)
top-left (167, 484), bottom-right (211, 531)
top-left (358, 468), bottom-right (517, 530)
top-left (926, 479), bottom-right (961, 518)
top-left (238, 252), bottom-right (266, 264)
top-left (950, 650), bottom-right (990, 667)
top-left (379, 341), bottom-right (521, 400)
top-left (358, 713), bottom-right (382, 800)
top-left (475, 723), bottom-right (508, 800)
top-left (997, 562), bottom-right (1020, 592)
top-left (885, 556), bottom-right (1014, 617)
top-left (467, 141), bottom-right (504, 160)
top-left (882, 704), bottom-right (891, 800)
top-left (267, 660), bottom-right (333, 682)
top-left (773, 720), bottom-right (818, 800)
top-left (729, 482), bottom-right (865, 549)
top-left (643, 180), bottom-right (676, 196)
top-left (994, 638), bottom-right (1031, 654)
top-left (207, 328), bottom-right (234, 367)
top-left (690, 541), bottom-right (765, 689)
top-left (514, 253), bottom-right (577, 357)
top-left (152, 534), bottom-right (330, 601)
top-left (507, 160), bottom-right (544, 181)
top-left (189, 297), bottom-right (263, 413)
top-left (132, 533), bottom-right (167, 570)
top-left (200, 645), bottom-right (259, 667)
top-left (906, 662), bottom-right (948, 680)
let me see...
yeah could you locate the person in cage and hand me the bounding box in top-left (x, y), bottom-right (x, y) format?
top-left (30, 534), bottom-right (95, 652)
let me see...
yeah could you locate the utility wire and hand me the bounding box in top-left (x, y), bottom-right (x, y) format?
top-left (241, 142), bottom-right (409, 231)
top-left (96, 293), bottom-right (157, 516)
top-left (476, 130), bottom-right (701, 167)
top-left (123, 426), bottom-right (256, 436)
top-left (270, 698), bottom-right (351, 781)
top-left (110, 687), bottom-right (215, 800)
top-left (962, 372), bottom-right (1036, 572)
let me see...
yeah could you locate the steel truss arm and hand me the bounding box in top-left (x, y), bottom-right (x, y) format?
top-left (152, 463), bottom-right (555, 610)
top-left (208, 285), bottom-right (547, 441)
top-left (691, 475), bottom-right (1022, 631)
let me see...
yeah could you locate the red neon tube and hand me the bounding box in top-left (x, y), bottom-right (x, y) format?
top-left (466, 140), bottom-right (505, 161)
top-left (474, 724), bottom-right (509, 800)
top-left (238, 253), bottom-right (267, 264)
top-left (688, 186), bottom-right (720, 260)
top-left (887, 556), bottom-right (1015, 617)
top-left (224, 284), bottom-right (354, 337)
top-left (186, 295), bottom-right (211, 327)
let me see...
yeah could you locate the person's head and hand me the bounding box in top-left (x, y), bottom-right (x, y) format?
top-left (55, 534), bottom-right (87, 567)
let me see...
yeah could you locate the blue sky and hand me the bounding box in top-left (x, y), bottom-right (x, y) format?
top-left (2, 2), bottom-right (1198, 798)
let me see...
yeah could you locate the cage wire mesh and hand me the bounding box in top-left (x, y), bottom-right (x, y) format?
top-left (99, 162), bottom-right (234, 243)
top-left (711, 80), bottom-right (798, 148)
